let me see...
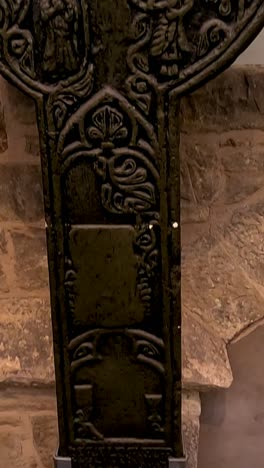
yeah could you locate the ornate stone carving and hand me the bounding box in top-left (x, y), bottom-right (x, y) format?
top-left (86, 101), bottom-right (158, 215)
top-left (74, 384), bottom-right (104, 442)
top-left (38, 0), bottom-right (81, 79)
top-left (71, 446), bottom-right (172, 467)
top-left (145, 394), bottom-right (164, 437)
top-left (0, 0), bottom-right (263, 466)
top-left (69, 329), bottom-right (165, 376)
top-left (0, 0), bottom-right (92, 94)
top-left (69, 329), bottom-right (165, 443)
top-left (129, 0), bottom-right (194, 79)
top-left (134, 223), bottom-right (159, 318)
top-left (64, 256), bottom-right (77, 320)
top-left (59, 86), bottom-right (159, 218)
top-left (127, 0), bottom-right (264, 99)
top-left (60, 87), bottom-right (161, 328)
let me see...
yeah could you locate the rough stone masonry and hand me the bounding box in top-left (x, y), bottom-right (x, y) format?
top-left (1, 65), bottom-right (264, 467)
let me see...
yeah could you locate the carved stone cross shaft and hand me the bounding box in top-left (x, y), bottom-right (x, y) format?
top-left (0, 1), bottom-right (263, 467)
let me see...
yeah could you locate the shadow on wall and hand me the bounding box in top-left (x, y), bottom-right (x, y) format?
top-left (198, 325), bottom-right (264, 468)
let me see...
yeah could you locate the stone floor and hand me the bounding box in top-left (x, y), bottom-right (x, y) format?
top-left (0, 386), bottom-right (58, 468)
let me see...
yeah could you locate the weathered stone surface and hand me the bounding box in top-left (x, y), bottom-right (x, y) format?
top-left (0, 265), bottom-right (9, 294)
top-left (218, 130), bottom-right (264, 172)
top-left (0, 80), bottom-right (36, 126)
top-left (0, 432), bottom-right (40, 468)
top-left (0, 79), bottom-right (39, 162)
top-left (181, 66), bottom-right (264, 132)
top-left (182, 391), bottom-right (201, 468)
top-left (182, 231), bottom-right (264, 342)
top-left (217, 129), bottom-right (264, 205)
top-left (24, 134), bottom-right (40, 158)
top-left (0, 298), bottom-right (54, 384)
top-left (0, 413), bottom-right (41, 468)
top-left (181, 129), bottom-right (264, 224)
top-left (12, 228), bottom-right (49, 291)
top-left (0, 388), bottom-right (57, 468)
top-left (32, 414), bottom-right (58, 468)
top-left (182, 310), bottom-right (232, 390)
top-left (0, 229), bottom-right (12, 293)
top-left (181, 124), bottom-right (264, 346)
top-left (222, 202), bottom-right (264, 291)
top-left (180, 133), bottom-right (224, 226)
top-left (0, 387), bottom-right (56, 414)
top-left (0, 164), bottom-right (44, 221)
top-left (0, 229), bottom-right (8, 254)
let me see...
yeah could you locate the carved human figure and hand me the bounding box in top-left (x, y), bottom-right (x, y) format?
top-left (40, 0), bottom-right (79, 78)
top-left (130, 0), bottom-right (194, 76)
top-left (150, 0), bottom-right (194, 76)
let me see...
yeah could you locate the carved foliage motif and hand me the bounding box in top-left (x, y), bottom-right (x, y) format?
top-left (60, 88), bottom-right (160, 328)
top-left (126, 0), bottom-right (264, 101)
top-left (59, 88), bottom-right (159, 217)
top-left (90, 106), bottom-right (158, 215)
top-left (0, 0), bottom-right (35, 79)
top-left (133, 223), bottom-right (159, 318)
top-left (51, 67), bottom-right (94, 130)
top-left (128, 0), bottom-right (195, 81)
top-left (59, 87), bottom-right (164, 444)
top-left (64, 256), bottom-right (77, 320)
top-left (0, 0), bottom-right (263, 100)
top-left (60, 87), bottom-right (160, 324)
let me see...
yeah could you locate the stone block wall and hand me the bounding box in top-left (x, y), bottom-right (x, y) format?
top-left (1, 66), bottom-right (264, 467)
top-left (181, 65), bottom-right (264, 390)
top-left (0, 81), bottom-right (54, 385)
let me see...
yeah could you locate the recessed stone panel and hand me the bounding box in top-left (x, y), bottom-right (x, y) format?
top-left (68, 225), bottom-right (145, 329)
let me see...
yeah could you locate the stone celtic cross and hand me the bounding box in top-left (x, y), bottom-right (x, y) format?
top-left (0, 1), bottom-right (263, 467)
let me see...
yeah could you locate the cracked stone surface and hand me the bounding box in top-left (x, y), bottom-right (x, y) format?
top-left (182, 310), bottom-right (232, 390)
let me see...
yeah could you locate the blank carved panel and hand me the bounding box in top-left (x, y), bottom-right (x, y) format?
top-left (66, 225), bottom-right (146, 329)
